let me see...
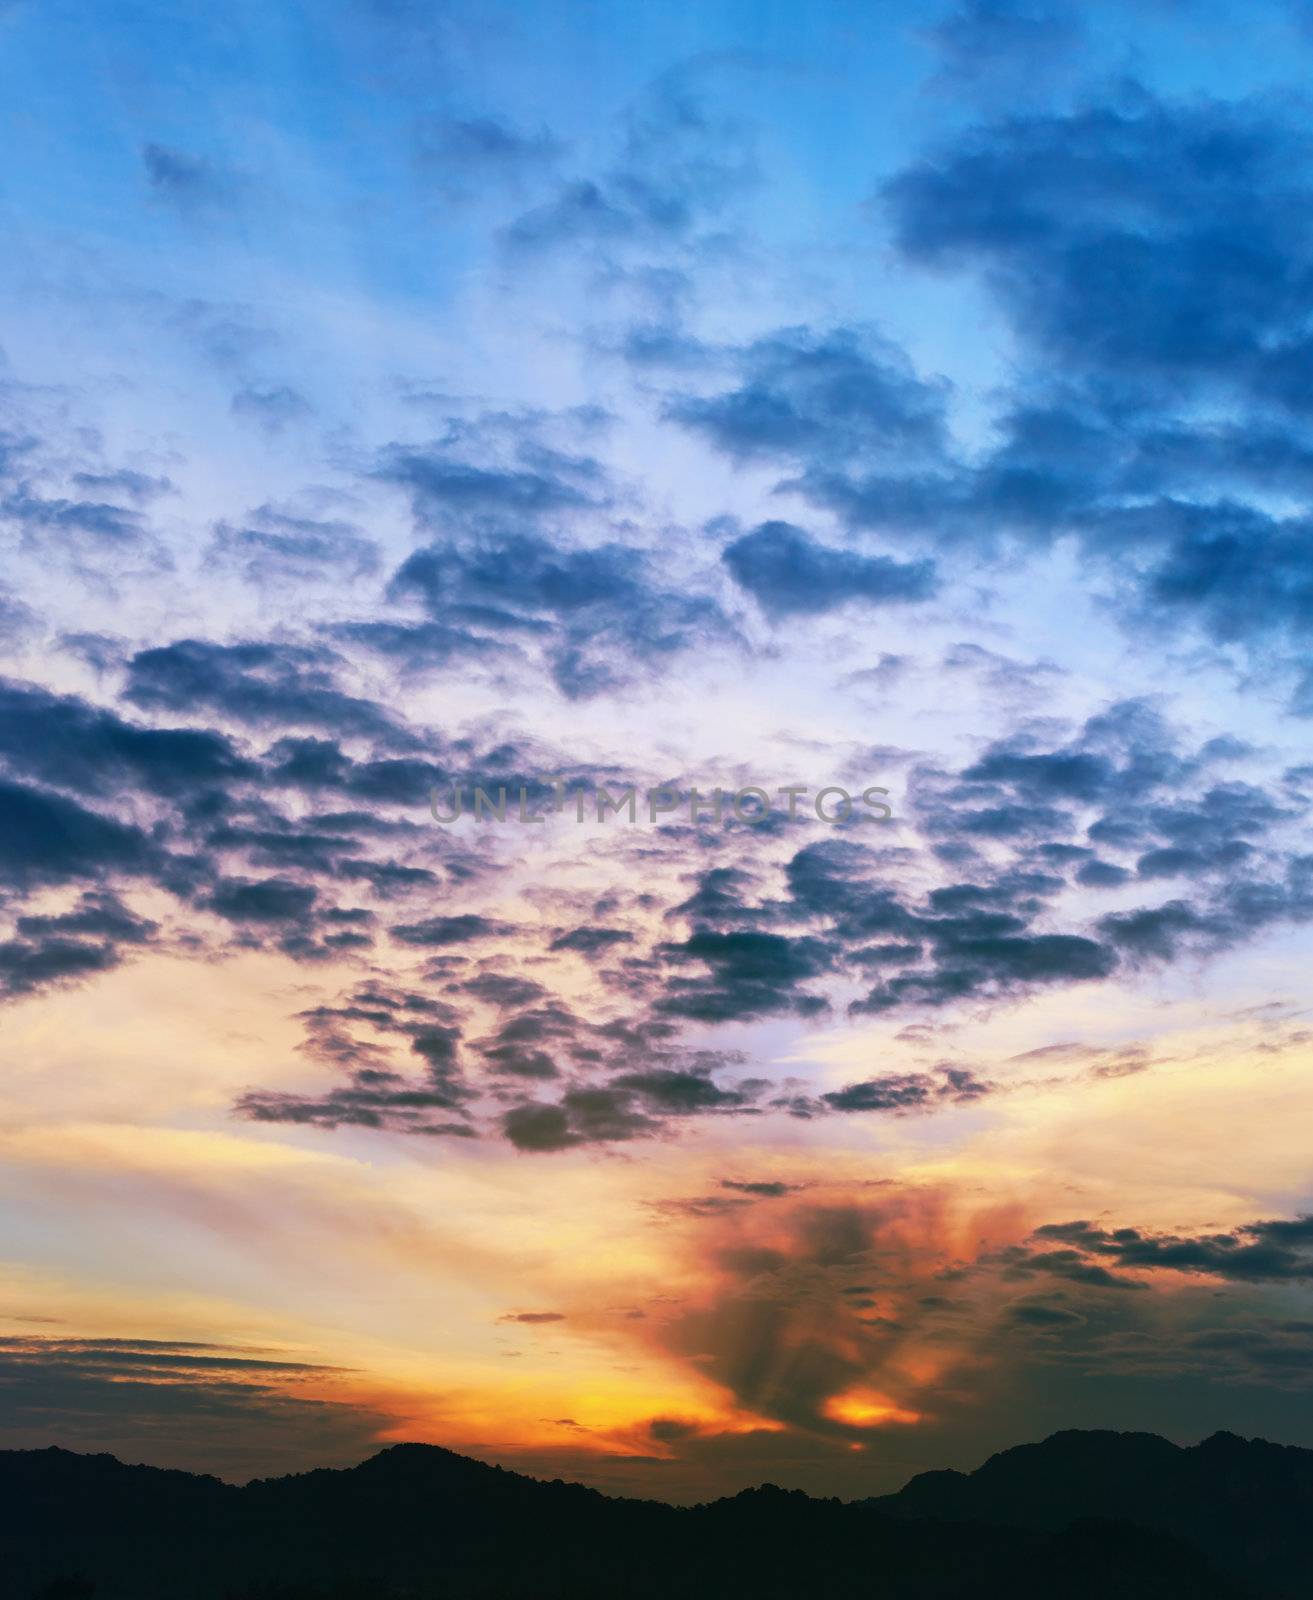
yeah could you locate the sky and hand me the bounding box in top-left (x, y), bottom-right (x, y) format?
top-left (1, 0), bottom-right (1313, 1501)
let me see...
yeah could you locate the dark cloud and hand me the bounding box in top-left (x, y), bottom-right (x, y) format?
top-left (205, 509), bottom-right (380, 585)
top-left (1139, 501), bottom-right (1313, 651)
top-left (262, 735), bottom-right (443, 802)
top-left (0, 778), bottom-right (155, 890)
top-left (457, 972), bottom-right (547, 1008)
top-left (622, 1187), bottom-right (1313, 1498)
top-left (0, 1336), bottom-right (387, 1480)
top-left (237, 1071), bottom-right (477, 1137)
top-left (666, 326), bottom-right (947, 467)
top-left (386, 530), bottom-right (730, 698)
top-left (722, 521), bottom-right (937, 618)
top-left (610, 1066), bottom-right (753, 1114)
top-left (16, 890), bottom-right (157, 945)
top-left (503, 1088), bottom-right (657, 1152)
top-left (69, 469), bottom-right (173, 503)
top-left (720, 1180), bottom-right (804, 1199)
top-left (379, 435), bottom-right (606, 526)
top-left (549, 926), bottom-right (636, 956)
top-left (0, 677), bottom-right (253, 798)
top-left (0, 676), bottom-right (450, 994)
top-left (204, 877), bottom-right (318, 924)
top-left (239, 1005), bottom-right (474, 1135)
top-left (125, 640), bottom-right (402, 740)
top-left (237, 981), bottom-right (480, 1136)
top-left (656, 929), bottom-right (834, 1022)
top-left (885, 96), bottom-right (1313, 400)
top-left (1029, 1215), bottom-right (1313, 1284)
top-left (632, 703), bottom-right (1311, 1026)
top-left (638, 96), bottom-right (1313, 697)
top-left (3, 491), bottom-right (147, 547)
top-left (819, 1065), bottom-right (991, 1114)
top-left (390, 913), bottom-right (514, 947)
top-left (853, 932), bottom-right (1116, 1013)
top-left (0, 584), bottom-right (36, 643)
top-left (875, 94), bottom-right (1313, 683)
top-left (204, 687), bottom-right (1311, 1147)
top-left (357, 409), bottom-right (737, 695)
top-left (1006, 1298), bottom-right (1085, 1326)
top-left (0, 935), bottom-right (123, 1000)
top-left (669, 867), bottom-right (764, 926)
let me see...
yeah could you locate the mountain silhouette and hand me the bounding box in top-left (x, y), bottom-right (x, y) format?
top-left (873, 1428), bottom-right (1313, 1598)
top-left (3, 1429), bottom-right (1304, 1599)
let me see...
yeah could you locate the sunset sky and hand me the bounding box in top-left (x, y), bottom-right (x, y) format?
top-left (2, 0), bottom-right (1313, 1500)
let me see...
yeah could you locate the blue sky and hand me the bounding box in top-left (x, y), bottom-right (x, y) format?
top-left (1, 0), bottom-right (1313, 1498)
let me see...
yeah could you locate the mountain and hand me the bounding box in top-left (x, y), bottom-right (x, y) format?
top-left (873, 1428), bottom-right (1313, 1599)
top-left (2, 1430), bottom-right (1300, 1600)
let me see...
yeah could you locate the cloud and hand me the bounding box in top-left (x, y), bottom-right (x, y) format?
top-left (69, 469), bottom-right (174, 503)
top-left (3, 492), bottom-right (147, 548)
top-left (922, 1), bottom-right (1085, 103)
top-left (0, 778), bottom-right (156, 891)
top-left (503, 1088), bottom-right (658, 1152)
top-left (236, 980), bottom-right (481, 1136)
top-left (142, 143), bottom-right (246, 213)
top-left (362, 413), bottom-right (734, 696)
top-left (0, 669), bottom-right (513, 996)
top-left (635, 95), bottom-right (1313, 702)
top-left (160, 680), bottom-right (1310, 1149)
top-left (656, 929), bottom-right (834, 1022)
top-left (722, 521), bottom-right (938, 618)
top-left (124, 639), bottom-right (403, 740)
top-left (0, 584), bottom-right (36, 642)
top-left (390, 913), bottom-right (515, 947)
top-left (502, 74), bottom-right (754, 255)
top-left (874, 92), bottom-right (1313, 685)
top-left (818, 1066), bottom-right (991, 1114)
top-left (204, 877), bottom-right (319, 924)
top-left (626, 703), bottom-right (1311, 1026)
top-left (0, 677), bottom-right (253, 797)
top-left (884, 94), bottom-right (1313, 400)
top-left (665, 326), bottom-right (947, 467)
top-left (720, 1180), bottom-right (804, 1199)
top-left (1140, 501), bottom-right (1313, 651)
top-left (381, 450), bottom-right (603, 523)
top-left (415, 115), bottom-right (563, 199)
top-left (16, 890), bottom-right (157, 946)
top-left (0, 935), bottom-right (123, 1000)
top-left (617, 1186), bottom-right (1313, 1492)
top-left (205, 509), bottom-right (380, 586)
top-left (384, 529), bottom-right (730, 699)
top-left (237, 1071), bottom-right (477, 1137)
top-left (610, 1066), bottom-right (753, 1113)
top-left (549, 926), bottom-right (636, 956)
top-left (0, 1336), bottom-right (388, 1479)
top-left (1028, 1215), bottom-right (1313, 1284)
top-left (231, 385), bottom-right (313, 433)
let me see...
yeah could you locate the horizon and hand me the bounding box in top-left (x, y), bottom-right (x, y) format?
top-left (1, 0), bottom-right (1312, 1509)
top-left (6, 1421), bottom-right (1294, 1501)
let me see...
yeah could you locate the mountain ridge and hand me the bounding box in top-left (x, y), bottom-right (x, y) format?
top-left (3, 1427), bottom-right (1309, 1599)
